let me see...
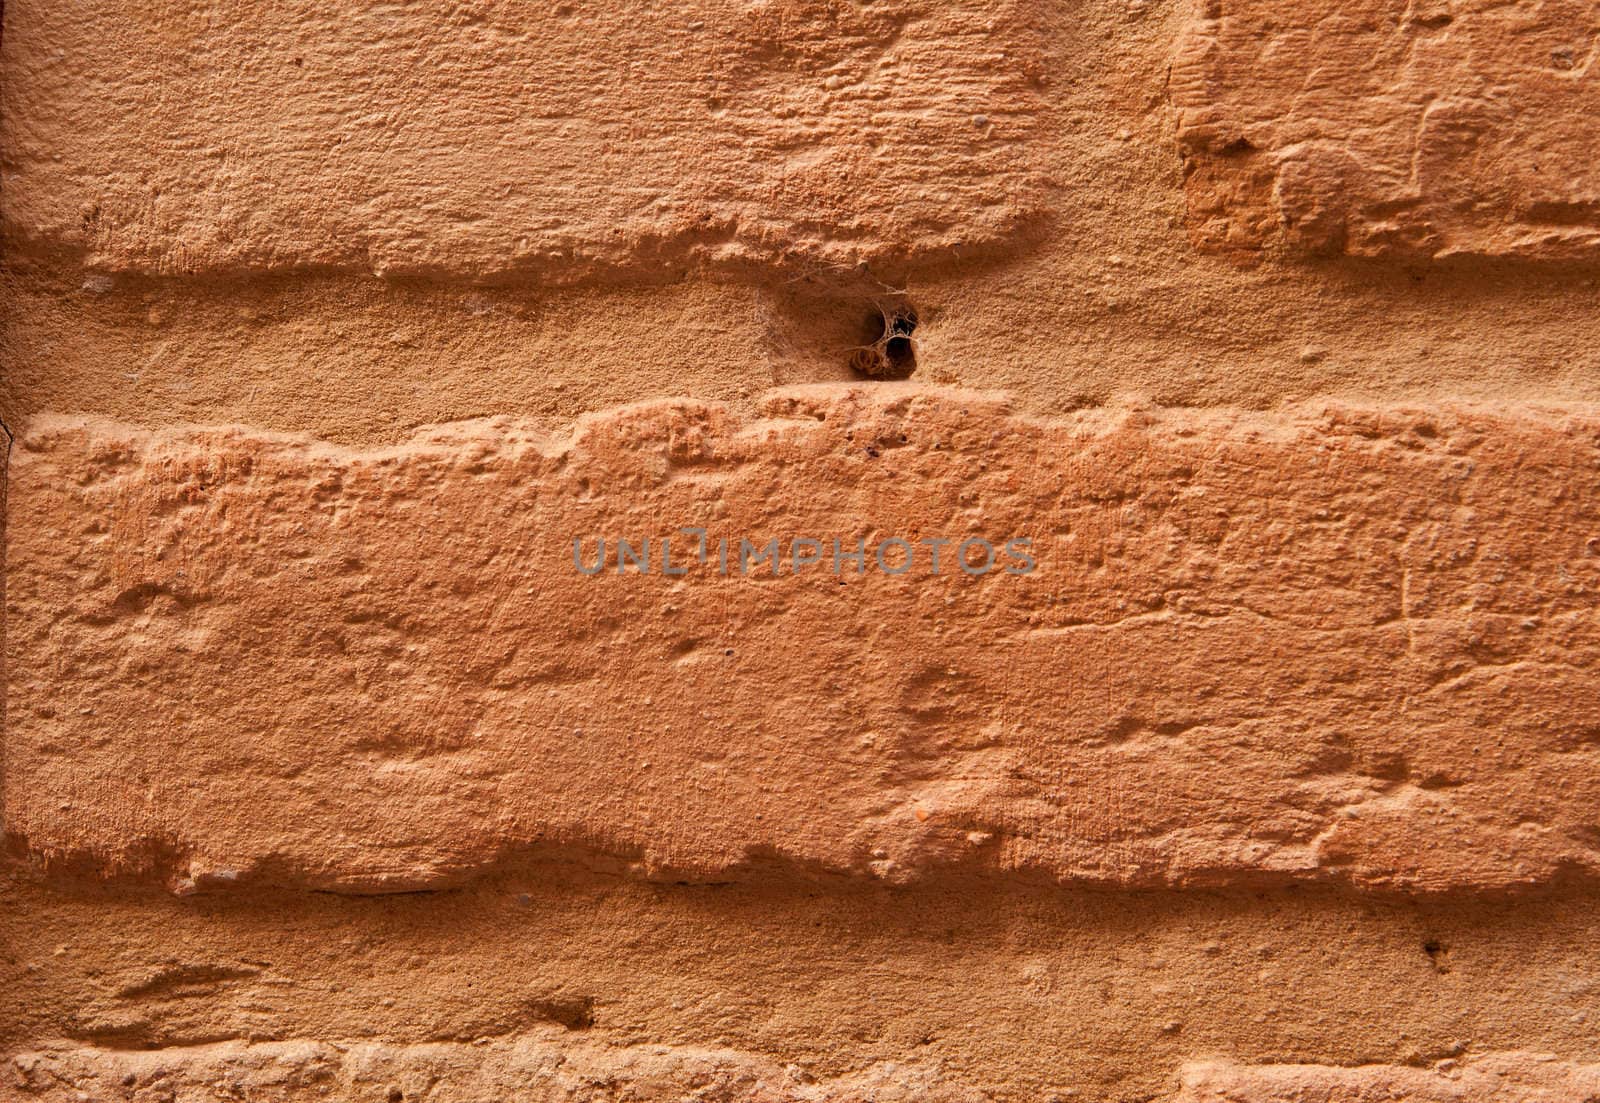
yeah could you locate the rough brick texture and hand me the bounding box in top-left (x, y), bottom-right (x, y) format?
top-left (1172, 0), bottom-right (1600, 261)
top-left (8, 1039), bottom-right (981, 1102)
top-left (0, 0), bottom-right (1046, 280)
top-left (9, 390), bottom-right (1600, 892)
top-left (1179, 1056), bottom-right (1600, 1103)
top-left (8, 0), bottom-right (1600, 1099)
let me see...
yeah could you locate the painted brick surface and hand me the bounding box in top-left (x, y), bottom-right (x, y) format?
top-left (9, 391), bottom-right (1600, 892)
top-left (1173, 0), bottom-right (1600, 261)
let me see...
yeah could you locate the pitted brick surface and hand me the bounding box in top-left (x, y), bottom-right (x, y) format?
top-left (1178, 1055), bottom-right (1600, 1103)
top-left (0, 0), bottom-right (1046, 279)
top-left (8, 1038), bottom-right (984, 1102)
top-left (1173, 0), bottom-right (1600, 261)
top-left (7, 1), bottom-right (1600, 1093)
top-left (9, 388), bottom-right (1600, 892)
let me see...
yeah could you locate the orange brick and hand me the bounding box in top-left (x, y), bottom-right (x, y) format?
top-left (1179, 1056), bottom-right (1600, 1103)
top-left (8, 1038), bottom-right (982, 1102)
top-left (1172, 0), bottom-right (1600, 261)
top-left (7, 389), bottom-right (1600, 892)
top-left (0, 0), bottom-right (1046, 279)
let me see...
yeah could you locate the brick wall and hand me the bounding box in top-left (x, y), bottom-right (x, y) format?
top-left (4, 2), bottom-right (1600, 1101)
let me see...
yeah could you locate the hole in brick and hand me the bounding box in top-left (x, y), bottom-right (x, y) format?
top-left (526, 995), bottom-right (596, 1030)
top-left (848, 304), bottom-right (919, 380)
top-left (1422, 938), bottom-right (1451, 973)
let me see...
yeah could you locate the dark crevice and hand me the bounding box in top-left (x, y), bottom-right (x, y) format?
top-left (848, 303), bottom-right (919, 379)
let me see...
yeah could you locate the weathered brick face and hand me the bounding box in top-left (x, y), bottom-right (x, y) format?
top-left (1178, 1056), bottom-right (1600, 1103)
top-left (10, 396), bottom-right (1600, 893)
top-left (4, 0), bottom-right (1600, 1100)
top-left (9, 1038), bottom-right (986, 1102)
top-left (1173, 0), bottom-right (1600, 261)
top-left (0, 0), bottom-right (1047, 279)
